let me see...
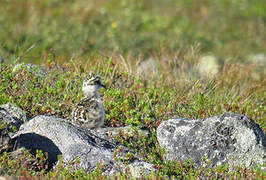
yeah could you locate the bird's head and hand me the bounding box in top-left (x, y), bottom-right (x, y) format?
top-left (82, 74), bottom-right (105, 96)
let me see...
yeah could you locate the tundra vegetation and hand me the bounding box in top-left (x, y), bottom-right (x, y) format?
top-left (0, 0), bottom-right (265, 179)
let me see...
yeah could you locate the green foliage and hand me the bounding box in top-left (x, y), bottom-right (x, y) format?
top-left (0, 148), bottom-right (49, 177)
top-left (0, 0), bottom-right (265, 178)
top-left (1, 57), bottom-right (265, 178)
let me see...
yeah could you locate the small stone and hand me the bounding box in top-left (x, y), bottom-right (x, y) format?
top-left (198, 55), bottom-right (220, 77)
top-left (137, 58), bottom-right (159, 78)
top-left (97, 126), bottom-right (150, 137)
top-left (0, 103), bottom-right (27, 152)
top-left (125, 161), bottom-right (155, 178)
top-left (13, 63), bottom-right (47, 77)
top-left (0, 103), bottom-right (28, 124)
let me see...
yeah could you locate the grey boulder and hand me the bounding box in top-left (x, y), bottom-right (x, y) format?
top-left (0, 103), bottom-right (28, 129)
top-left (0, 103), bottom-right (28, 152)
top-left (11, 115), bottom-right (136, 174)
top-left (157, 113), bottom-right (265, 169)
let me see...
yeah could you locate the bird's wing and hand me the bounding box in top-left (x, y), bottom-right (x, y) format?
top-left (72, 96), bottom-right (103, 122)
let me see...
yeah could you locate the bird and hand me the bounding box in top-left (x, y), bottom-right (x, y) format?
top-left (72, 74), bottom-right (106, 129)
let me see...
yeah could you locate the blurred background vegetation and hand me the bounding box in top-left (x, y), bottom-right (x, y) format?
top-left (0, 0), bottom-right (265, 63)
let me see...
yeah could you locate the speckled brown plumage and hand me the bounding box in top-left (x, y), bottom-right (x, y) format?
top-left (71, 74), bottom-right (105, 129)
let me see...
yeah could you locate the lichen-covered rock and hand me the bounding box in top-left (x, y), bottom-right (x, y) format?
top-left (248, 53), bottom-right (266, 66)
top-left (157, 113), bottom-right (265, 169)
top-left (0, 128), bottom-right (11, 153)
top-left (11, 115), bottom-right (137, 174)
top-left (198, 55), bottom-right (220, 77)
top-left (124, 161), bottom-right (155, 178)
top-left (137, 58), bottom-right (159, 79)
top-left (247, 53), bottom-right (266, 80)
top-left (13, 63), bottom-right (47, 77)
top-left (0, 103), bottom-right (27, 152)
top-left (0, 103), bottom-right (28, 125)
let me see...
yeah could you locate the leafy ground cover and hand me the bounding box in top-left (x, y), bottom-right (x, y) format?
top-left (0, 0), bottom-right (265, 179)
